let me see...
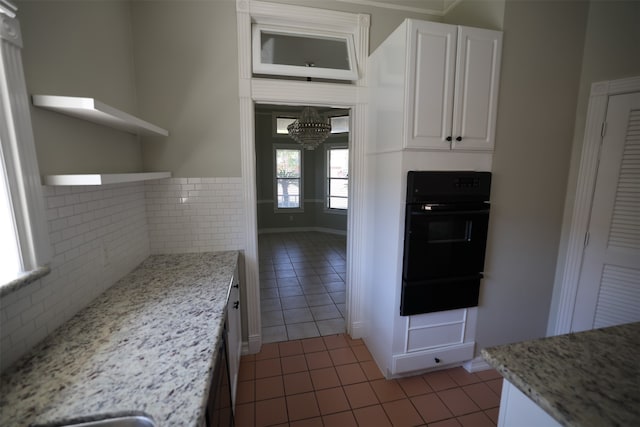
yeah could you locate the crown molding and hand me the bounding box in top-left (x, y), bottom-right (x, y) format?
top-left (0, 12), bottom-right (21, 47)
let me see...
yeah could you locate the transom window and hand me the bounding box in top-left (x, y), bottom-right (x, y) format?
top-left (274, 146), bottom-right (303, 210)
top-left (252, 25), bottom-right (358, 81)
top-left (326, 146), bottom-right (349, 210)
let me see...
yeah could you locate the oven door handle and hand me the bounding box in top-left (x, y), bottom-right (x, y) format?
top-left (402, 273), bottom-right (484, 286)
top-left (410, 204), bottom-right (490, 215)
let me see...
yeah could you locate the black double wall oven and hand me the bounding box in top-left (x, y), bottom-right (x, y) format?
top-left (400, 171), bottom-right (491, 316)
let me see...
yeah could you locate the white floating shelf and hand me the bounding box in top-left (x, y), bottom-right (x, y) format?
top-left (43, 172), bottom-right (171, 186)
top-left (32, 95), bottom-right (169, 137)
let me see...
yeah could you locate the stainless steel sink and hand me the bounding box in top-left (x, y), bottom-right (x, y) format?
top-left (60, 416), bottom-right (156, 427)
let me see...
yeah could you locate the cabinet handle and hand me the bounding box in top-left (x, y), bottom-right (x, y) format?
top-left (434, 357), bottom-right (441, 364)
top-left (455, 136), bottom-right (462, 142)
top-left (233, 301), bottom-right (239, 309)
top-left (233, 283), bottom-right (239, 288)
top-left (446, 136), bottom-right (452, 142)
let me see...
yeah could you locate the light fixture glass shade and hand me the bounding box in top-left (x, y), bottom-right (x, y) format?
top-left (287, 106), bottom-right (332, 150)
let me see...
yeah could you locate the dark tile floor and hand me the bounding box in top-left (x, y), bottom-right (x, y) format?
top-left (235, 334), bottom-right (502, 427)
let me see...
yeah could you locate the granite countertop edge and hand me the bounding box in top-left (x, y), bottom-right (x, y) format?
top-left (481, 322), bottom-right (640, 427)
top-left (0, 251), bottom-right (239, 427)
top-left (480, 347), bottom-right (565, 424)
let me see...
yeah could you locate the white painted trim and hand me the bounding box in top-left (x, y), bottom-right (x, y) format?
top-left (463, 356), bottom-right (492, 373)
top-left (249, 0), bottom-right (367, 32)
top-left (552, 76), bottom-right (640, 335)
top-left (237, 0), bottom-right (369, 350)
top-left (0, 1), bottom-right (17, 19)
top-left (0, 13), bottom-right (51, 272)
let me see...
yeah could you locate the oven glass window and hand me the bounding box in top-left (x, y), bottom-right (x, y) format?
top-left (427, 220), bottom-right (472, 243)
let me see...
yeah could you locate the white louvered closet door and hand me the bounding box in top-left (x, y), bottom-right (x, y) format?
top-left (572, 92), bottom-right (640, 332)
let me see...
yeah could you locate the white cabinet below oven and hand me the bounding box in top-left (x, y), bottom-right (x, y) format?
top-left (391, 308), bottom-right (478, 376)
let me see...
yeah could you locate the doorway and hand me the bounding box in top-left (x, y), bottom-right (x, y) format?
top-left (236, 0), bottom-right (370, 353)
top-left (254, 105), bottom-right (350, 343)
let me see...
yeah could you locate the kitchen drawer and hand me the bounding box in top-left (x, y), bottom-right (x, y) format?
top-left (392, 342), bottom-right (475, 375)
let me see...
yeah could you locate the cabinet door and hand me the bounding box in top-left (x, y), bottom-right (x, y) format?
top-left (226, 269), bottom-right (242, 410)
top-left (451, 27), bottom-right (502, 151)
top-left (405, 21), bottom-right (457, 150)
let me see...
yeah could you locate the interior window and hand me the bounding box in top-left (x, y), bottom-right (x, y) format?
top-left (327, 146), bottom-right (349, 210)
top-left (253, 25), bottom-right (358, 81)
top-left (275, 147), bottom-right (303, 210)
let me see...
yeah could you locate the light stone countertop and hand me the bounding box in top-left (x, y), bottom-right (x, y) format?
top-left (481, 322), bottom-right (640, 427)
top-left (0, 251), bottom-right (239, 427)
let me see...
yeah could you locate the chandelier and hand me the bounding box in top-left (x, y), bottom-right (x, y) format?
top-left (287, 106), bottom-right (332, 150)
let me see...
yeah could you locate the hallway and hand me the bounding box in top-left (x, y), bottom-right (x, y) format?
top-left (259, 232), bottom-right (347, 343)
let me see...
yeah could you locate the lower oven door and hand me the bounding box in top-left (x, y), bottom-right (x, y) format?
top-left (402, 203), bottom-right (490, 281)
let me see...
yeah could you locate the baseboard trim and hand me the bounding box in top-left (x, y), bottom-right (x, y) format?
top-left (463, 356), bottom-right (492, 373)
top-left (246, 334), bottom-right (261, 354)
top-left (348, 320), bottom-right (367, 339)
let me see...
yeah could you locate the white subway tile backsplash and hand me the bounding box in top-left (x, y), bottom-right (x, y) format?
top-left (145, 177), bottom-right (245, 254)
top-left (0, 182), bottom-right (150, 371)
top-left (1, 177), bottom-right (247, 372)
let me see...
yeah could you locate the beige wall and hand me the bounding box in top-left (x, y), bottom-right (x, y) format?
top-left (266, 0), bottom-right (442, 52)
top-left (442, 0), bottom-right (504, 30)
top-left (18, 0), bottom-right (444, 179)
top-left (474, 0), bottom-right (589, 350)
top-left (131, 1), bottom-right (242, 178)
top-left (547, 1), bottom-right (640, 334)
top-left (18, 1), bottom-right (143, 175)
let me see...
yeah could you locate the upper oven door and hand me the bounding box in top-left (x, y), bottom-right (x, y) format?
top-left (402, 202), bottom-right (490, 281)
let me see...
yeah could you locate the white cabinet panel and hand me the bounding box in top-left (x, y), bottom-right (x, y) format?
top-left (409, 308), bottom-right (466, 327)
top-left (498, 380), bottom-right (561, 427)
top-left (407, 323), bottom-right (464, 351)
top-left (406, 21), bottom-right (502, 152)
top-left (408, 22), bottom-right (457, 149)
top-left (452, 27), bottom-right (502, 151)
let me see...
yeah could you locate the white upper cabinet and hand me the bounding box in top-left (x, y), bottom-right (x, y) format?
top-left (406, 21), bottom-right (502, 151)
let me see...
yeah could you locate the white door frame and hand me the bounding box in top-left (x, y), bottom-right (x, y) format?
top-left (552, 75), bottom-right (640, 335)
top-left (236, 0), bottom-right (370, 352)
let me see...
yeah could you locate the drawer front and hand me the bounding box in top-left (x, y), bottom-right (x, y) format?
top-left (407, 322), bottom-right (464, 352)
top-left (392, 342), bottom-right (475, 375)
top-left (409, 308), bottom-right (466, 328)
